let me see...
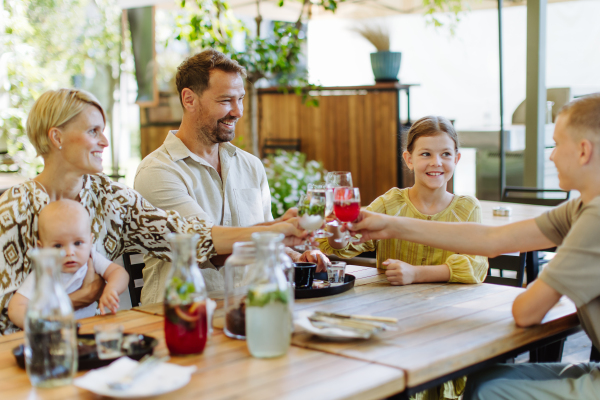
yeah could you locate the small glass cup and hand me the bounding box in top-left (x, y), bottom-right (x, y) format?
top-left (327, 261), bottom-right (346, 286)
top-left (94, 324), bottom-right (124, 360)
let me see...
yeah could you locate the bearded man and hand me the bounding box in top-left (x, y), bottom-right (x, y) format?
top-left (134, 49), bottom-right (329, 304)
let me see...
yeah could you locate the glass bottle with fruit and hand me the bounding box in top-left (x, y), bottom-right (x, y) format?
top-left (164, 233), bottom-right (209, 355)
top-left (245, 232), bottom-right (291, 358)
top-left (224, 242), bottom-right (256, 340)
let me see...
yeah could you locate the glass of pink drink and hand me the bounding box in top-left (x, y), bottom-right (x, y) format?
top-left (333, 187), bottom-right (361, 243)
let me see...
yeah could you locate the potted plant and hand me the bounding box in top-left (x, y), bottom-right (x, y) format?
top-left (353, 25), bottom-right (401, 83)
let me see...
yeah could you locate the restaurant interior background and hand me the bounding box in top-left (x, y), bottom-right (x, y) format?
top-left (1, 0), bottom-right (599, 198)
top-left (0, 0), bottom-right (598, 368)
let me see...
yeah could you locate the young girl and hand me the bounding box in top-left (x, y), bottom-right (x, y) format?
top-left (320, 115), bottom-right (488, 400)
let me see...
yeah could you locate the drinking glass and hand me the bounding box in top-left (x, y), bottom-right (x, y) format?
top-left (296, 193), bottom-right (329, 251)
top-left (94, 324), bottom-right (124, 360)
top-left (327, 261), bottom-right (347, 286)
top-left (306, 183), bottom-right (333, 239)
top-left (325, 171), bottom-right (353, 188)
top-left (333, 187), bottom-right (361, 243)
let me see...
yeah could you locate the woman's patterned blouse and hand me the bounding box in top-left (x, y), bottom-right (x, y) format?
top-left (0, 174), bottom-right (216, 335)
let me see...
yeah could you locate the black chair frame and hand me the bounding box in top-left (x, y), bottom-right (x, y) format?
top-left (122, 252), bottom-right (146, 307)
top-left (502, 186), bottom-right (570, 207)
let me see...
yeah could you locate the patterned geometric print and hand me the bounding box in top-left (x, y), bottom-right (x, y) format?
top-left (0, 174), bottom-right (216, 335)
top-left (320, 187), bottom-right (489, 283)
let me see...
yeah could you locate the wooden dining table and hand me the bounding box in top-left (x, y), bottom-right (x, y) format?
top-left (0, 262), bottom-right (578, 400)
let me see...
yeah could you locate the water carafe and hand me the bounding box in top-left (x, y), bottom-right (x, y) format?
top-left (24, 249), bottom-right (77, 388)
top-left (223, 242), bottom-right (256, 339)
top-left (245, 232), bottom-right (291, 358)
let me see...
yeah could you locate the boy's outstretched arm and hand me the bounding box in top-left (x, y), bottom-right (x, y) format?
top-left (512, 279), bottom-right (563, 327)
top-left (348, 211), bottom-right (557, 258)
top-left (98, 263), bottom-right (129, 315)
top-left (7, 293), bottom-right (29, 329)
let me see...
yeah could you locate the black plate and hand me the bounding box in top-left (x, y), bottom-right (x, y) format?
top-left (295, 273), bottom-right (355, 299)
top-left (13, 333), bottom-right (158, 371)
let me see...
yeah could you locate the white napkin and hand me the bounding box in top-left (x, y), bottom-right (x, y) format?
top-left (75, 357), bottom-right (196, 398)
top-left (293, 311), bottom-right (372, 339)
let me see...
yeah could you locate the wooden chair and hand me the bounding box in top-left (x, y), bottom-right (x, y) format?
top-left (122, 253), bottom-right (146, 307)
top-left (262, 138), bottom-right (301, 157)
top-left (502, 187), bottom-right (568, 284)
top-left (485, 253), bottom-right (526, 288)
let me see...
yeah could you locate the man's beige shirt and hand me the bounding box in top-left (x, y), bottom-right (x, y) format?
top-left (134, 131), bottom-right (273, 304)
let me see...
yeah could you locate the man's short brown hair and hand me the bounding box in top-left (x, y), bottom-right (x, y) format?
top-left (559, 93), bottom-right (600, 141)
top-left (176, 49), bottom-right (247, 105)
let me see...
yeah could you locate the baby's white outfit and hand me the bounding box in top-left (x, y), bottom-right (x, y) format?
top-left (17, 248), bottom-right (113, 319)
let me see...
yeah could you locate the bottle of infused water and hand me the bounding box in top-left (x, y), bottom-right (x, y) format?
top-left (277, 242), bottom-right (295, 328)
top-left (163, 233), bottom-right (209, 355)
top-left (24, 249), bottom-right (77, 388)
top-left (223, 242), bottom-right (256, 339)
top-left (245, 232), bottom-right (291, 358)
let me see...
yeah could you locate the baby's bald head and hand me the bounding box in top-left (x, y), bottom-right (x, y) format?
top-left (38, 199), bottom-right (91, 245)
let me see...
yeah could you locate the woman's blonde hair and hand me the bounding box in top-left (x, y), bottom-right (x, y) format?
top-left (404, 116), bottom-right (459, 154)
top-left (26, 88), bottom-right (106, 156)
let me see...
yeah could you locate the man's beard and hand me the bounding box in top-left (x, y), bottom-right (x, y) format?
top-left (197, 116), bottom-right (237, 144)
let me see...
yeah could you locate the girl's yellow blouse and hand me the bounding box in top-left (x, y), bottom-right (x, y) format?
top-left (320, 187), bottom-right (489, 284)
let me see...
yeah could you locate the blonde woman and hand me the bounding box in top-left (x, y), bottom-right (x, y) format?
top-left (0, 88), bottom-right (305, 335)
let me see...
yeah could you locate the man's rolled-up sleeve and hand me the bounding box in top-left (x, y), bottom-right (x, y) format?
top-left (539, 202), bottom-right (600, 307)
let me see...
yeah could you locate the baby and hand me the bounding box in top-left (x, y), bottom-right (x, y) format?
top-left (8, 199), bottom-right (129, 328)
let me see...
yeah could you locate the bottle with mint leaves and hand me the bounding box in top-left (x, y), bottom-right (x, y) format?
top-left (245, 232), bottom-right (291, 358)
top-left (163, 233), bottom-right (209, 355)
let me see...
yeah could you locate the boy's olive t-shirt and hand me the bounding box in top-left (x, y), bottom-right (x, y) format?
top-left (535, 196), bottom-right (600, 350)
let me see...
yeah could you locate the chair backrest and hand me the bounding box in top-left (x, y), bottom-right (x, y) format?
top-left (262, 138), bottom-right (301, 157)
top-left (502, 186), bottom-right (570, 207)
top-left (485, 253), bottom-right (526, 288)
top-left (122, 253), bottom-right (146, 307)
top-left (511, 87), bottom-right (572, 125)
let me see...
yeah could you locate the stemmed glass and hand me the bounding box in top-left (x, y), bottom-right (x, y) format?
top-left (333, 187), bottom-right (361, 243)
top-left (307, 183), bottom-right (333, 239)
top-left (325, 171), bottom-right (353, 188)
top-left (295, 193), bottom-right (330, 251)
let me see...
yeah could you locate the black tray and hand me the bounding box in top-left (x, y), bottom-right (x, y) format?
top-left (295, 273), bottom-right (355, 299)
top-left (13, 332), bottom-right (158, 371)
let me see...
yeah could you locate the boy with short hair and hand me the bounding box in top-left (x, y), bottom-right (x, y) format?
top-left (348, 94), bottom-right (600, 399)
top-left (8, 199), bottom-right (129, 328)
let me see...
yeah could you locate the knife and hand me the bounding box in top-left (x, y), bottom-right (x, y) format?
top-left (314, 311), bottom-right (398, 324)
